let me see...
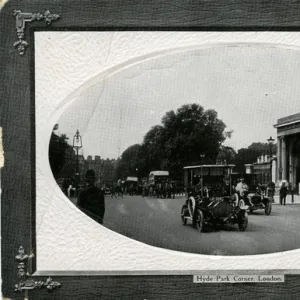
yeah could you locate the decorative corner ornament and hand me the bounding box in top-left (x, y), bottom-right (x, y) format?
top-left (13, 10), bottom-right (60, 55)
top-left (14, 246), bottom-right (61, 297)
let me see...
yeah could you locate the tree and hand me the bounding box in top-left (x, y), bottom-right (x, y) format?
top-left (115, 144), bottom-right (143, 179)
top-left (48, 130), bottom-right (74, 178)
top-left (142, 125), bottom-right (166, 171)
top-left (143, 103), bottom-right (230, 178)
top-left (116, 104), bottom-right (232, 180)
top-left (217, 146), bottom-right (237, 164)
top-left (233, 142), bottom-right (276, 173)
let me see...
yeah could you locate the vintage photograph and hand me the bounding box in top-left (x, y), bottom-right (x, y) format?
top-left (4, 0), bottom-right (300, 298)
top-left (46, 35), bottom-right (300, 256)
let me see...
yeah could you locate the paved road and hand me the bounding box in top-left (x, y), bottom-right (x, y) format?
top-left (72, 194), bottom-right (300, 256)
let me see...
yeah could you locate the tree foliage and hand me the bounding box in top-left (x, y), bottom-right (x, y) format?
top-left (116, 103), bottom-right (231, 179)
top-left (217, 146), bottom-right (237, 164)
top-left (49, 131), bottom-right (73, 178)
top-left (232, 142), bottom-right (277, 173)
top-left (115, 144), bottom-right (143, 179)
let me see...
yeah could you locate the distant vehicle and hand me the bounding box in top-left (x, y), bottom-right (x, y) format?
top-left (126, 176), bottom-right (138, 182)
top-left (125, 176), bottom-right (139, 195)
top-left (148, 171), bottom-right (170, 186)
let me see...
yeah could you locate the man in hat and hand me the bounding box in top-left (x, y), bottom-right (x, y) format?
top-left (77, 169), bottom-right (105, 224)
top-left (235, 177), bottom-right (251, 206)
top-left (222, 177), bottom-right (232, 197)
top-left (235, 178), bottom-right (248, 195)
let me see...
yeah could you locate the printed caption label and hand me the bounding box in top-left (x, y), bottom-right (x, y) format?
top-left (193, 275), bottom-right (285, 283)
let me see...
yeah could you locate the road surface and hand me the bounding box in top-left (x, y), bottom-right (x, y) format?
top-left (72, 194), bottom-right (300, 255)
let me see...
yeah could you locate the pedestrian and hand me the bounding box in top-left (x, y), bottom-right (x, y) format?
top-left (111, 183), bottom-right (118, 198)
top-left (77, 169), bottom-right (105, 224)
top-left (117, 179), bottom-right (123, 198)
top-left (142, 180), bottom-right (148, 197)
top-left (267, 181), bottom-right (276, 202)
top-left (62, 177), bottom-right (69, 196)
top-left (280, 182), bottom-right (288, 206)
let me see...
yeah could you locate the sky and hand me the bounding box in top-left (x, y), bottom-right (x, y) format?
top-left (58, 45), bottom-right (299, 159)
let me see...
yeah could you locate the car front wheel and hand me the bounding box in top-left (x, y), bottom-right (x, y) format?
top-left (239, 199), bottom-right (245, 208)
top-left (265, 202), bottom-right (272, 215)
top-left (195, 209), bottom-right (204, 233)
top-left (238, 212), bottom-right (248, 231)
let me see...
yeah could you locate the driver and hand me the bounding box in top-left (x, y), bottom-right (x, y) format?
top-left (222, 179), bottom-right (231, 196)
top-left (235, 178), bottom-right (248, 195)
top-left (235, 178), bottom-right (252, 206)
top-left (194, 180), bottom-right (202, 195)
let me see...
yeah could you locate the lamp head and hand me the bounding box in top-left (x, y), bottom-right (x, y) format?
top-left (267, 136), bottom-right (275, 144)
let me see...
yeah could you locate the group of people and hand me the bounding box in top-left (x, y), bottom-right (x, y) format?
top-left (109, 180), bottom-right (125, 198)
top-left (145, 180), bottom-right (174, 198)
top-left (62, 177), bottom-right (77, 198)
top-left (143, 180), bottom-right (184, 198)
top-left (108, 179), bottom-right (185, 198)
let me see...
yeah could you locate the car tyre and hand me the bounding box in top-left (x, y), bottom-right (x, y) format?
top-left (238, 212), bottom-right (248, 232)
top-left (195, 209), bottom-right (204, 233)
top-left (181, 205), bottom-right (187, 225)
top-left (265, 202), bottom-right (272, 215)
top-left (239, 199), bottom-right (245, 208)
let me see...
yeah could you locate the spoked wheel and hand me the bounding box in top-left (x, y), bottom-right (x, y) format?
top-left (239, 199), bottom-right (245, 208)
top-left (238, 212), bottom-right (248, 231)
top-left (265, 202), bottom-right (272, 215)
top-left (181, 205), bottom-right (187, 225)
top-left (195, 209), bottom-right (204, 233)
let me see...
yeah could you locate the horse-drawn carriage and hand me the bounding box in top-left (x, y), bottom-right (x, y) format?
top-left (181, 164), bottom-right (249, 232)
top-left (125, 176), bottom-right (138, 195)
top-left (148, 171), bottom-right (174, 198)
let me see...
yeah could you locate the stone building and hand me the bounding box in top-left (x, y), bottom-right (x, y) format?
top-left (274, 112), bottom-right (300, 192)
top-left (250, 154), bottom-right (276, 185)
top-left (81, 155), bottom-right (116, 184)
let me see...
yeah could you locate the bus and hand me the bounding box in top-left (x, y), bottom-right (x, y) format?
top-left (148, 170), bottom-right (170, 186)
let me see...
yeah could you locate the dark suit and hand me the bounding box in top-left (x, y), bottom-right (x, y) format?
top-left (77, 185), bottom-right (105, 223)
top-left (280, 186), bottom-right (288, 206)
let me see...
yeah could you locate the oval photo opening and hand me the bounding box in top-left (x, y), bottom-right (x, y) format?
top-left (49, 45), bottom-right (300, 256)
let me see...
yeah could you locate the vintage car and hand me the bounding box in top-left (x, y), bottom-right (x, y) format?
top-left (237, 188), bottom-right (272, 215)
top-left (234, 175), bottom-right (272, 215)
top-left (181, 164), bottom-right (249, 232)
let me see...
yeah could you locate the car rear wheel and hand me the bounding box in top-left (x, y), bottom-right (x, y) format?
top-left (238, 212), bottom-right (248, 231)
top-left (195, 209), bottom-right (204, 233)
top-left (181, 205), bottom-right (187, 225)
top-left (265, 202), bottom-right (272, 215)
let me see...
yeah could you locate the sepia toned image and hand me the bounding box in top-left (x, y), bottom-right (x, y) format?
top-left (45, 33), bottom-right (300, 256)
top-left (5, 1), bottom-right (300, 298)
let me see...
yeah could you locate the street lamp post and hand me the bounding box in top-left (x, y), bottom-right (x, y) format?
top-left (200, 154), bottom-right (205, 197)
top-left (73, 129), bottom-right (82, 189)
